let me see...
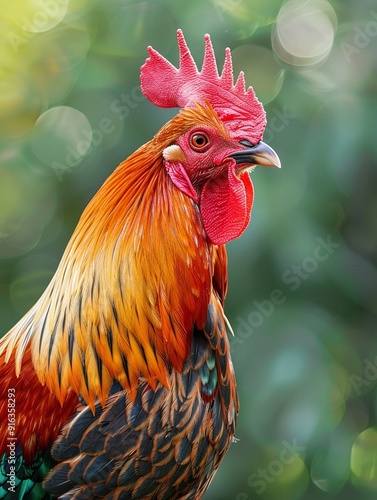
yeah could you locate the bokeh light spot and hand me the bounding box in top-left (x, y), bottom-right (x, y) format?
top-left (351, 428), bottom-right (377, 488)
top-left (0, 72), bottom-right (48, 138)
top-left (5, 0), bottom-right (69, 34)
top-left (311, 431), bottom-right (351, 494)
top-left (0, 155), bottom-right (57, 258)
top-left (211, 0), bottom-right (284, 38)
top-left (273, 0), bottom-right (337, 67)
top-left (31, 106), bottom-right (92, 170)
top-left (29, 26), bottom-right (91, 103)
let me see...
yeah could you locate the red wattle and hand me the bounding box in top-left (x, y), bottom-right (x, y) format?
top-left (200, 168), bottom-right (254, 245)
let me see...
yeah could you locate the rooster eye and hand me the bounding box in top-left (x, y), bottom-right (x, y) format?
top-left (190, 132), bottom-right (210, 152)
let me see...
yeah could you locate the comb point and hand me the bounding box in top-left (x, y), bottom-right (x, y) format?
top-left (177, 29), bottom-right (197, 76)
top-left (221, 48), bottom-right (234, 88)
top-left (202, 33), bottom-right (218, 79)
top-left (235, 71), bottom-right (246, 93)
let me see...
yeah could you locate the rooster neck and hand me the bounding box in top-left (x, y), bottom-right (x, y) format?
top-left (0, 144), bottom-right (225, 409)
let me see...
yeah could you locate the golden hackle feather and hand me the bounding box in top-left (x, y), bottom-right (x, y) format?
top-left (0, 103), bottom-right (229, 411)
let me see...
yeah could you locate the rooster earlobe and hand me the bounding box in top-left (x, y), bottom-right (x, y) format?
top-left (164, 158), bottom-right (199, 204)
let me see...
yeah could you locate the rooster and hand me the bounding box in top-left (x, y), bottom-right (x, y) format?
top-left (0, 30), bottom-right (280, 499)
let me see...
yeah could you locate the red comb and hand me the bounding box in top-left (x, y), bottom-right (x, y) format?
top-left (140, 30), bottom-right (266, 144)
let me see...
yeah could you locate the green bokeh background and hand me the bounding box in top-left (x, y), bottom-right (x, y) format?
top-left (1, 0), bottom-right (376, 498)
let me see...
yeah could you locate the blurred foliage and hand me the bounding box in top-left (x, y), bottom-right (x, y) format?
top-left (0, 0), bottom-right (377, 498)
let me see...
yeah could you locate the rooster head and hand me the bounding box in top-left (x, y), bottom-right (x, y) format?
top-left (141, 30), bottom-right (280, 245)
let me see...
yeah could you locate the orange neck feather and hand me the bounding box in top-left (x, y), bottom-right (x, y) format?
top-left (0, 104), bottom-right (228, 411)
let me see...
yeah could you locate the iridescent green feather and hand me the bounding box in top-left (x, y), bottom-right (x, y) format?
top-left (0, 451), bottom-right (53, 500)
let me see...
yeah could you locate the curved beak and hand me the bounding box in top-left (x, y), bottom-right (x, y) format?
top-left (229, 140), bottom-right (281, 168)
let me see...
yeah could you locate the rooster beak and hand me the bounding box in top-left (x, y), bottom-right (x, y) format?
top-left (229, 140), bottom-right (281, 168)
